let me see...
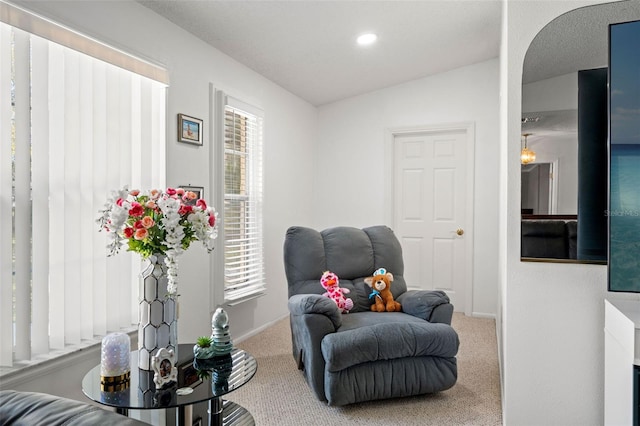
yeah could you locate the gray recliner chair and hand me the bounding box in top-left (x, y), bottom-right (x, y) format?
top-left (284, 225), bottom-right (459, 406)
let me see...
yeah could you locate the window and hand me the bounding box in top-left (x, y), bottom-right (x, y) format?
top-left (216, 95), bottom-right (265, 304)
top-left (0, 4), bottom-right (167, 369)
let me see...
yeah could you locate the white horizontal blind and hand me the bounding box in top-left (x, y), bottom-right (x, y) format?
top-left (0, 21), bottom-right (166, 367)
top-left (223, 99), bottom-right (265, 303)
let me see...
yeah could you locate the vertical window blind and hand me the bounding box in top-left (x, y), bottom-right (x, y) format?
top-left (223, 99), bottom-right (266, 303)
top-left (0, 19), bottom-right (166, 368)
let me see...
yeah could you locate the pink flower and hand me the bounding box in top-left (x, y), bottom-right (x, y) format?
top-left (130, 189), bottom-right (140, 196)
top-left (129, 202), bottom-right (144, 217)
top-left (134, 228), bottom-right (148, 240)
top-left (209, 213), bottom-right (216, 227)
top-left (116, 198), bottom-right (124, 207)
top-left (123, 227), bottom-right (134, 238)
top-left (176, 188), bottom-right (185, 196)
top-left (179, 205), bottom-right (193, 215)
top-left (196, 199), bottom-right (207, 210)
top-left (141, 216), bottom-right (155, 229)
top-left (145, 200), bottom-right (156, 210)
top-left (149, 189), bottom-right (160, 200)
top-left (166, 188), bottom-right (177, 196)
top-left (183, 191), bottom-right (197, 202)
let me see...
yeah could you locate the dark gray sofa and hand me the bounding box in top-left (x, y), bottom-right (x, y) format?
top-left (0, 390), bottom-right (146, 425)
top-left (285, 225), bottom-right (459, 406)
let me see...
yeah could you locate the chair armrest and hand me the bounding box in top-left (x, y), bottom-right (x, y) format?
top-left (397, 290), bottom-right (453, 324)
top-left (288, 294), bottom-right (341, 402)
top-left (288, 294), bottom-right (342, 329)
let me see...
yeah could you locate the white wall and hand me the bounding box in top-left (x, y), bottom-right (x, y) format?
top-left (522, 72), bottom-right (578, 112)
top-left (523, 73), bottom-right (579, 214)
top-left (316, 59), bottom-right (500, 318)
top-left (501, 1), bottom-right (624, 425)
top-left (7, 0), bottom-right (316, 398)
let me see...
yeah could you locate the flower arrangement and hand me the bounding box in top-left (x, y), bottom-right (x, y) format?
top-left (97, 186), bottom-right (218, 294)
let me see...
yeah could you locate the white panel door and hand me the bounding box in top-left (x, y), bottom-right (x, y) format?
top-left (393, 129), bottom-right (469, 312)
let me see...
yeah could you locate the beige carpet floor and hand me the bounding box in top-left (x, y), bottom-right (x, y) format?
top-left (231, 313), bottom-right (502, 426)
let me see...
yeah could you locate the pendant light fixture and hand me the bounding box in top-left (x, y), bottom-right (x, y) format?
top-left (521, 133), bottom-right (536, 165)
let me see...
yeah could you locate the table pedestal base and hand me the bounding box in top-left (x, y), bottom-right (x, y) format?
top-left (177, 404), bottom-right (193, 425)
top-left (208, 399), bottom-right (253, 426)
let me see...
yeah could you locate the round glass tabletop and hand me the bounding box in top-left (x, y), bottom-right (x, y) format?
top-left (82, 344), bottom-right (256, 410)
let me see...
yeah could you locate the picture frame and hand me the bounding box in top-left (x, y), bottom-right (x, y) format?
top-left (178, 114), bottom-right (203, 146)
top-left (151, 348), bottom-right (177, 388)
top-left (179, 185), bottom-right (204, 206)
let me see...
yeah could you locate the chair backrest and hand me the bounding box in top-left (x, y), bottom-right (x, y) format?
top-left (284, 225), bottom-right (407, 312)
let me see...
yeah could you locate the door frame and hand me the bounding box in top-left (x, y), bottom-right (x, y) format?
top-left (384, 122), bottom-right (475, 317)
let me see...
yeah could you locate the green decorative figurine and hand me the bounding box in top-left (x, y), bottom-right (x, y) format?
top-left (210, 307), bottom-right (233, 356)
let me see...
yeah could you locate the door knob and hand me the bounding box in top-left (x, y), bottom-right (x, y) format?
top-left (456, 228), bottom-right (464, 236)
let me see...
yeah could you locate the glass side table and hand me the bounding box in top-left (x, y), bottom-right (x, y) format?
top-left (82, 344), bottom-right (257, 426)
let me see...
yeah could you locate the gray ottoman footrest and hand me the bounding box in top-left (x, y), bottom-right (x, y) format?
top-left (321, 321), bottom-right (459, 372)
top-left (324, 356), bottom-right (458, 406)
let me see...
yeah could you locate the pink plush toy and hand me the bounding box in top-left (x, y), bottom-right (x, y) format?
top-left (320, 271), bottom-right (354, 313)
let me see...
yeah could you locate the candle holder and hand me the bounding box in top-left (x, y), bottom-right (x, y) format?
top-left (100, 332), bottom-right (131, 392)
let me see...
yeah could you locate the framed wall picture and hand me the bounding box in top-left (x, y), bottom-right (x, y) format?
top-left (178, 114), bottom-right (203, 145)
top-left (179, 185), bottom-right (204, 206)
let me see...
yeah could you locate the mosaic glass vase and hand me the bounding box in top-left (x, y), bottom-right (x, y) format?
top-left (138, 254), bottom-right (177, 371)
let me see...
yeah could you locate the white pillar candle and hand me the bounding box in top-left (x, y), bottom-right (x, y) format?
top-left (100, 332), bottom-right (131, 377)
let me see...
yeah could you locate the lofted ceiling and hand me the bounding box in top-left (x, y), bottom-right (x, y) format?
top-left (523, 0), bottom-right (640, 84)
top-left (522, 0), bottom-right (640, 145)
top-left (137, 0), bottom-right (502, 106)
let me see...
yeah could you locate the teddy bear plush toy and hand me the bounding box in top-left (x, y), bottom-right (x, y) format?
top-left (320, 271), bottom-right (354, 313)
top-left (364, 268), bottom-right (402, 312)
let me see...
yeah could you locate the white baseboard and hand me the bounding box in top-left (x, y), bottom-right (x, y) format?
top-left (471, 311), bottom-right (496, 320)
top-left (233, 313), bottom-right (289, 344)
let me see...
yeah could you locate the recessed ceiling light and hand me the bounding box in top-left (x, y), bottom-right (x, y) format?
top-left (356, 33), bottom-right (377, 46)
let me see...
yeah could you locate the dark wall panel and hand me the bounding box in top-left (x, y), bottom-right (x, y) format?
top-left (577, 68), bottom-right (608, 261)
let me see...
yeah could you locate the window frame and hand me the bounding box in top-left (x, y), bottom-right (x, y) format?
top-left (211, 88), bottom-right (266, 307)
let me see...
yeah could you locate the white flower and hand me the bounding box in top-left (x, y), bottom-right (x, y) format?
top-left (187, 206), bottom-right (218, 252)
top-left (164, 254), bottom-right (179, 295)
top-left (96, 187), bottom-right (132, 256)
top-left (157, 196), bottom-right (187, 295)
top-left (108, 204), bottom-right (129, 232)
